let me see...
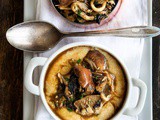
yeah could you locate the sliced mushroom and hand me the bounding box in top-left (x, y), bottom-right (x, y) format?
top-left (100, 83), bottom-right (112, 102)
top-left (95, 70), bottom-right (115, 102)
top-left (54, 95), bottom-right (66, 108)
top-left (103, 71), bottom-right (115, 92)
top-left (72, 1), bottom-right (92, 13)
top-left (71, 1), bottom-right (95, 21)
top-left (57, 73), bottom-right (68, 86)
top-left (63, 10), bottom-right (77, 22)
top-left (84, 50), bottom-right (107, 71)
top-left (96, 77), bottom-right (108, 93)
top-left (74, 95), bottom-right (103, 116)
top-left (90, 0), bottom-right (108, 12)
top-left (84, 58), bottom-right (97, 70)
top-left (74, 65), bottom-right (95, 94)
top-left (94, 70), bottom-right (115, 91)
top-left (101, 93), bottom-right (112, 102)
top-left (65, 86), bottom-right (73, 99)
top-left (108, 0), bottom-right (116, 5)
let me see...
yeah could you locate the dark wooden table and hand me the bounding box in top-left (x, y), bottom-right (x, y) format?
top-left (0, 0), bottom-right (23, 120)
top-left (153, 0), bottom-right (160, 120)
top-left (0, 0), bottom-right (159, 120)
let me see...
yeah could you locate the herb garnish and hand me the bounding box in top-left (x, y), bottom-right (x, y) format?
top-left (55, 102), bottom-right (58, 107)
top-left (69, 97), bottom-right (74, 102)
top-left (79, 93), bottom-right (86, 99)
top-left (67, 107), bottom-right (73, 112)
top-left (63, 100), bottom-right (66, 105)
top-left (64, 77), bottom-right (69, 81)
top-left (77, 16), bottom-right (82, 20)
top-left (78, 10), bottom-right (82, 16)
top-left (94, 1), bottom-right (99, 6)
top-left (80, 94), bottom-right (84, 99)
top-left (77, 59), bottom-right (81, 64)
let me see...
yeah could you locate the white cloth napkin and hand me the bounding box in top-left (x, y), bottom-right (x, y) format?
top-left (34, 0), bottom-right (148, 119)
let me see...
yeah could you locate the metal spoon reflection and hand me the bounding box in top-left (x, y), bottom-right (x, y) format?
top-left (6, 21), bottom-right (160, 52)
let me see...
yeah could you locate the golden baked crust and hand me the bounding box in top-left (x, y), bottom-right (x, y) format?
top-left (44, 46), bottom-right (126, 120)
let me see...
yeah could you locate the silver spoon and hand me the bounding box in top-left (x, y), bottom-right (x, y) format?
top-left (6, 21), bottom-right (160, 52)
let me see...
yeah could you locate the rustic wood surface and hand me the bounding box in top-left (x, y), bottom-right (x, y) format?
top-left (0, 0), bottom-right (159, 120)
top-left (0, 0), bottom-right (23, 120)
top-left (153, 0), bottom-right (160, 120)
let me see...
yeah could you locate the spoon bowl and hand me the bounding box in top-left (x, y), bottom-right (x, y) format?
top-left (6, 22), bottom-right (62, 52)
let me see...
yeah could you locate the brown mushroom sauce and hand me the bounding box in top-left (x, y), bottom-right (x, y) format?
top-left (44, 47), bottom-right (126, 120)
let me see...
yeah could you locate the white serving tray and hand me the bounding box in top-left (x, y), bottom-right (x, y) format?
top-left (23, 0), bottom-right (153, 120)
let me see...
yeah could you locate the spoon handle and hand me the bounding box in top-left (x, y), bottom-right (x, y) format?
top-left (63, 26), bottom-right (160, 38)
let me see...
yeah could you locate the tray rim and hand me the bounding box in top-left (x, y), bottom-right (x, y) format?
top-left (23, 0), bottom-right (153, 119)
